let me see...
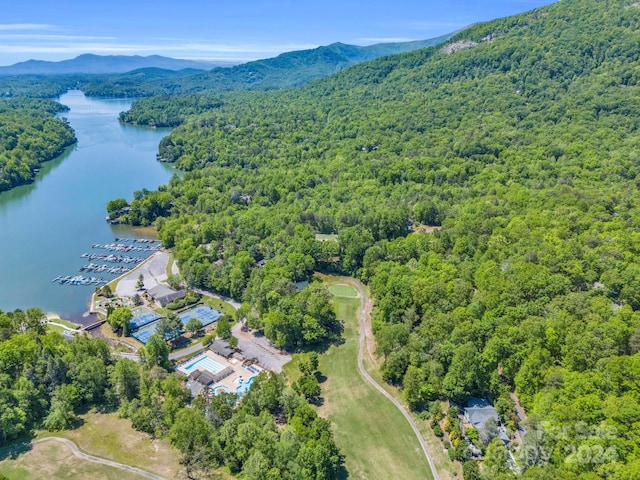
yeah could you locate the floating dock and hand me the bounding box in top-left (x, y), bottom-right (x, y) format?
top-left (54, 238), bottom-right (159, 287)
top-left (80, 253), bottom-right (143, 264)
top-left (114, 238), bottom-right (158, 244)
top-left (79, 263), bottom-right (131, 275)
top-left (52, 275), bottom-right (106, 286)
top-left (92, 243), bottom-right (161, 253)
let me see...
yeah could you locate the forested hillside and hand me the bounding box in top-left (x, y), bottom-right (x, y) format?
top-left (85, 37), bottom-right (451, 99)
top-left (0, 309), bottom-right (341, 478)
top-left (110, 0), bottom-right (640, 477)
top-left (0, 98), bottom-right (76, 192)
top-left (0, 75), bottom-right (72, 98)
top-left (0, 38), bottom-right (450, 101)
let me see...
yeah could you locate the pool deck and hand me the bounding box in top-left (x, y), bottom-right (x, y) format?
top-left (176, 349), bottom-right (263, 395)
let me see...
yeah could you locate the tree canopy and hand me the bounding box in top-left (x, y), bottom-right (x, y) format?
top-left (0, 98), bottom-right (76, 192)
top-left (103, 1), bottom-right (640, 476)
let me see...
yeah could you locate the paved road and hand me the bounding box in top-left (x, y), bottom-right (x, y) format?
top-left (193, 288), bottom-right (241, 310)
top-left (351, 278), bottom-right (440, 480)
top-left (169, 341), bottom-right (204, 361)
top-left (31, 437), bottom-right (166, 480)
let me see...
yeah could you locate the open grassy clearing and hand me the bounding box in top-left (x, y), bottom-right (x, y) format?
top-left (165, 253), bottom-right (176, 278)
top-left (46, 317), bottom-right (81, 329)
top-left (315, 233), bottom-right (339, 242)
top-left (327, 283), bottom-right (358, 298)
top-left (199, 296), bottom-right (236, 316)
top-left (35, 411), bottom-right (182, 479)
top-left (0, 440), bottom-right (146, 480)
top-left (46, 324), bottom-right (66, 335)
top-left (307, 275), bottom-right (433, 480)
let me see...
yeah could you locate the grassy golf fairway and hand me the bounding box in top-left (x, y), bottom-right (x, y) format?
top-left (319, 277), bottom-right (433, 480)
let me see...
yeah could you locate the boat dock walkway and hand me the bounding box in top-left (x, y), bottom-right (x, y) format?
top-left (79, 263), bottom-right (132, 275)
top-left (80, 253), bottom-right (143, 264)
top-left (56, 238), bottom-right (162, 287)
top-left (114, 237), bottom-right (158, 244)
top-left (52, 275), bottom-right (106, 286)
top-left (92, 243), bottom-right (161, 253)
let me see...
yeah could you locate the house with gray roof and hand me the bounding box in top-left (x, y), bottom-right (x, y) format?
top-left (463, 397), bottom-right (510, 444)
top-left (208, 338), bottom-right (235, 359)
top-left (148, 284), bottom-right (185, 307)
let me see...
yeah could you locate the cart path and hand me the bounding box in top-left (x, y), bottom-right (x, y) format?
top-left (349, 278), bottom-right (440, 480)
top-left (32, 437), bottom-right (166, 480)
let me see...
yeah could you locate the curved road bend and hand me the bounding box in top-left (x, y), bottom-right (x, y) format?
top-left (33, 437), bottom-right (166, 480)
top-left (352, 279), bottom-right (440, 480)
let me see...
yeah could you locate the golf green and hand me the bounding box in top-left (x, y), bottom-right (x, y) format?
top-left (328, 284), bottom-right (359, 298)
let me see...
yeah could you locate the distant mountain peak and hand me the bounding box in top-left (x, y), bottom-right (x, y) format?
top-left (0, 54), bottom-right (223, 76)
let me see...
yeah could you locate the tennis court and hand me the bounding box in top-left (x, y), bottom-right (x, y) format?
top-left (130, 307), bottom-right (161, 330)
top-left (178, 305), bottom-right (221, 327)
top-left (132, 320), bottom-right (159, 344)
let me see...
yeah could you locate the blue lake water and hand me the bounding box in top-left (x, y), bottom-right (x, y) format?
top-left (0, 90), bottom-right (175, 321)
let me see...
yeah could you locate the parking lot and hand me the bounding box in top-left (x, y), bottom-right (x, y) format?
top-left (231, 323), bottom-right (291, 372)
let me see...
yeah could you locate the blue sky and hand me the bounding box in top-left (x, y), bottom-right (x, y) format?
top-left (0, 0), bottom-right (557, 66)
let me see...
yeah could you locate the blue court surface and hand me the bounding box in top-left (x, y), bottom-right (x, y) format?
top-left (132, 321), bottom-right (159, 344)
top-left (130, 305), bottom-right (221, 345)
top-left (130, 307), bottom-right (161, 330)
top-left (178, 305), bottom-right (221, 327)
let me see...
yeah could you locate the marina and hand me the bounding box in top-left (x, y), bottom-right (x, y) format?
top-left (51, 275), bottom-right (106, 286)
top-left (55, 238), bottom-right (156, 287)
top-left (114, 237), bottom-right (158, 243)
top-left (0, 91), bottom-right (173, 320)
top-left (80, 253), bottom-right (144, 264)
top-left (92, 243), bottom-right (162, 253)
top-left (79, 263), bottom-right (132, 274)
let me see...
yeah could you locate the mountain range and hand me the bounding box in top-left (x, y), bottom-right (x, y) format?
top-left (80, 36), bottom-right (453, 97)
top-left (0, 54), bottom-right (224, 76)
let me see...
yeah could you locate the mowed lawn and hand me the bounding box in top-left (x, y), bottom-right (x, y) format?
top-left (35, 411), bottom-right (182, 479)
top-left (0, 441), bottom-right (146, 480)
top-left (318, 278), bottom-right (432, 480)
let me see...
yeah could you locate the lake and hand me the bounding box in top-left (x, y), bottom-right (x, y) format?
top-left (0, 90), bottom-right (175, 321)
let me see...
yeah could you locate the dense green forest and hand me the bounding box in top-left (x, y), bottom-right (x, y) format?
top-left (0, 75), bottom-right (72, 98)
top-left (0, 309), bottom-right (341, 479)
top-left (0, 98), bottom-right (76, 192)
top-left (108, 0), bottom-right (640, 477)
top-left (119, 93), bottom-right (224, 127)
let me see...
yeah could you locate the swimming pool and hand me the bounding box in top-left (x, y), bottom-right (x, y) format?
top-left (183, 355), bottom-right (227, 375)
top-left (236, 376), bottom-right (256, 395)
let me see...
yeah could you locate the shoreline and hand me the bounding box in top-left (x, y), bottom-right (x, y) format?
top-left (88, 249), bottom-right (168, 318)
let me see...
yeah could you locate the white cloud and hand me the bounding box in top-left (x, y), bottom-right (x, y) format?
top-left (0, 39), bottom-right (319, 62)
top-left (0, 23), bottom-right (56, 31)
top-left (0, 34), bottom-right (115, 41)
